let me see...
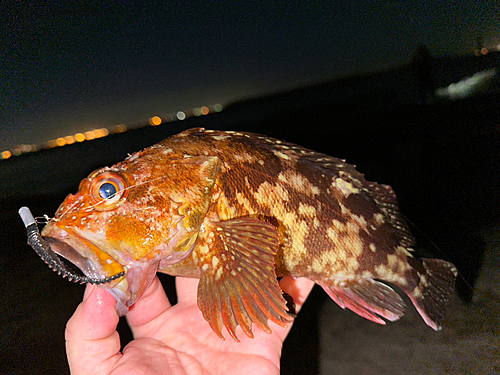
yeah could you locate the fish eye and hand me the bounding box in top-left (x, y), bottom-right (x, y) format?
top-left (89, 172), bottom-right (128, 210)
top-left (99, 182), bottom-right (118, 200)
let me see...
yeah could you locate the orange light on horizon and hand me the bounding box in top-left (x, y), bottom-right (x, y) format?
top-left (94, 128), bottom-right (109, 138)
top-left (75, 133), bottom-right (85, 142)
top-left (56, 137), bottom-right (66, 147)
top-left (47, 140), bottom-right (58, 148)
top-left (113, 124), bottom-right (127, 133)
top-left (65, 135), bottom-right (75, 144)
top-left (201, 106), bottom-right (210, 115)
top-left (481, 47), bottom-right (488, 55)
top-left (1, 151), bottom-right (11, 159)
top-left (149, 116), bottom-right (162, 126)
top-left (84, 131), bottom-right (96, 140)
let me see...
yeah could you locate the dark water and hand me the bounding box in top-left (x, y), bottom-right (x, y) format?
top-left (1, 80), bottom-right (499, 373)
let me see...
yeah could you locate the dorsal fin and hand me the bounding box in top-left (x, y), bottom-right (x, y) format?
top-left (295, 150), bottom-right (415, 248)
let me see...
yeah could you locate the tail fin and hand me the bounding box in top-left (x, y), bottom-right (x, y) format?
top-left (407, 258), bottom-right (458, 330)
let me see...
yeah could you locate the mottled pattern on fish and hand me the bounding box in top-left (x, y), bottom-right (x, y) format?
top-left (41, 128), bottom-right (457, 341)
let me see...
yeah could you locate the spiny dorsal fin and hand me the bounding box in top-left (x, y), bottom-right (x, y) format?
top-left (301, 153), bottom-right (415, 248)
top-left (365, 182), bottom-right (415, 248)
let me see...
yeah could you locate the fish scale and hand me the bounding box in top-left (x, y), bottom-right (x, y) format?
top-left (35, 127), bottom-right (457, 340)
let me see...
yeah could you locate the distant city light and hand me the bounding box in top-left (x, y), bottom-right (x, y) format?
top-left (436, 68), bottom-right (497, 100)
top-left (65, 135), bottom-right (75, 144)
top-left (1, 151), bottom-right (11, 159)
top-left (113, 124), bottom-right (127, 133)
top-left (84, 131), bottom-right (96, 140)
top-left (1, 103), bottom-right (224, 161)
top-left (94, 128), bottom-right (109, 138)
top-left (149, 116), bottom-right (162, 126)
top-left (19, 144), bottom-right (33, 152)
top-left (481, 47), bottom-right (488, 56)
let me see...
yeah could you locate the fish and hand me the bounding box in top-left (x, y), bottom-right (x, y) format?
top-left (40, 127), bottom-right (457, 340)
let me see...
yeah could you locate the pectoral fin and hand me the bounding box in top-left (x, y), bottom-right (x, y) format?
top-left (196, 217), bottom-right (290, 341)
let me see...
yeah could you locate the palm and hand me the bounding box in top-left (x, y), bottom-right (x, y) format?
top-left (66, 276), bottom-right (314, 375)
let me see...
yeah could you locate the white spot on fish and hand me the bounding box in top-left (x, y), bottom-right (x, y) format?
top-left (273, 150), bottom-right (290, 160)
top-left (298, 203), bottom-right (316, 217)
top-left (333, 177), bottom-right (360, 197)
top-left (314, 218), bottom-right (320, 228)
top-left (374, 213), bottom-right (384, 225)
top-left (216, 267), bottom-right (224, 280)
top-left (213, 135), bottom-right (232, 141)
top-left (278, 170), bottom-right (320, 196)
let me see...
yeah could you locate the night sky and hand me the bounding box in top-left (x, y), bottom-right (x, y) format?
top-left (1, 1), bottom-right (498, 151)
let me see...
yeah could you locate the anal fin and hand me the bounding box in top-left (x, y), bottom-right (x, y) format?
top-left (321, 278), bottom-right (406, 325)
top-left (196, 217), bottom-right (290, 341)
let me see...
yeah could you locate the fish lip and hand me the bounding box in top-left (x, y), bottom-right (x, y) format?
top-left (42, 236), bottom-right (107, 281)
top-left (40, 223), bottom-right (126, 284)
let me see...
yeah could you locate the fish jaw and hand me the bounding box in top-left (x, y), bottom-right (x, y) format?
top-left (41, 223), bottom-right (126, 282)
top-left (40, 222), bottom-right (162, 315)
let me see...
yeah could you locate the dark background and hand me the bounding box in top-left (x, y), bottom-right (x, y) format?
top-left (1, 2), bottom-right (499, 374)
top-left (2, 1), bottom-right (499, 152)
top-left (1, 79), bottom-right (499, 373)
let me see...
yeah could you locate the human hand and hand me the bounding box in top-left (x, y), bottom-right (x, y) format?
top-left (65, 276), bottom-right (314, 375)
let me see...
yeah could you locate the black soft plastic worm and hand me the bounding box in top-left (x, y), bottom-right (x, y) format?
top-left (18, 206), bottom-right (124, 285)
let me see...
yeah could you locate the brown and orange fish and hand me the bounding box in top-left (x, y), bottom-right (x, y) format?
top-left (36, 128), bottom-right (457, 340)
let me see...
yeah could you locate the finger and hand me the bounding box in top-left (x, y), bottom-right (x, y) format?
top-left (269, 277), bottom-right (315, 341)
top-left (279, 276), bottom-right (315, 314)
top-left (126, 276), bottom-right (172, 336)
top-left (66, 284), bottom-right (121, 375)
top-left (174, 277), bottom-right (199, 304)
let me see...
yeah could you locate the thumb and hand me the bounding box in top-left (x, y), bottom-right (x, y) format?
top-left (65, 284), bottom-right (122, 375)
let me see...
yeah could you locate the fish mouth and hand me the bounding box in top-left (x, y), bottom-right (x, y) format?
top-left (38, 224), bottom-right (126, 285)
top-left (43, 237), bottom-right (117, 283)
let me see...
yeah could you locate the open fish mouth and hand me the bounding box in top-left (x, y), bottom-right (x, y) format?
top-left (19, 206), bottom-right (124, 285)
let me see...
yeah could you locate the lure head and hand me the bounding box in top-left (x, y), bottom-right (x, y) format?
top-left (41, 147), bottom-right (219, 314)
